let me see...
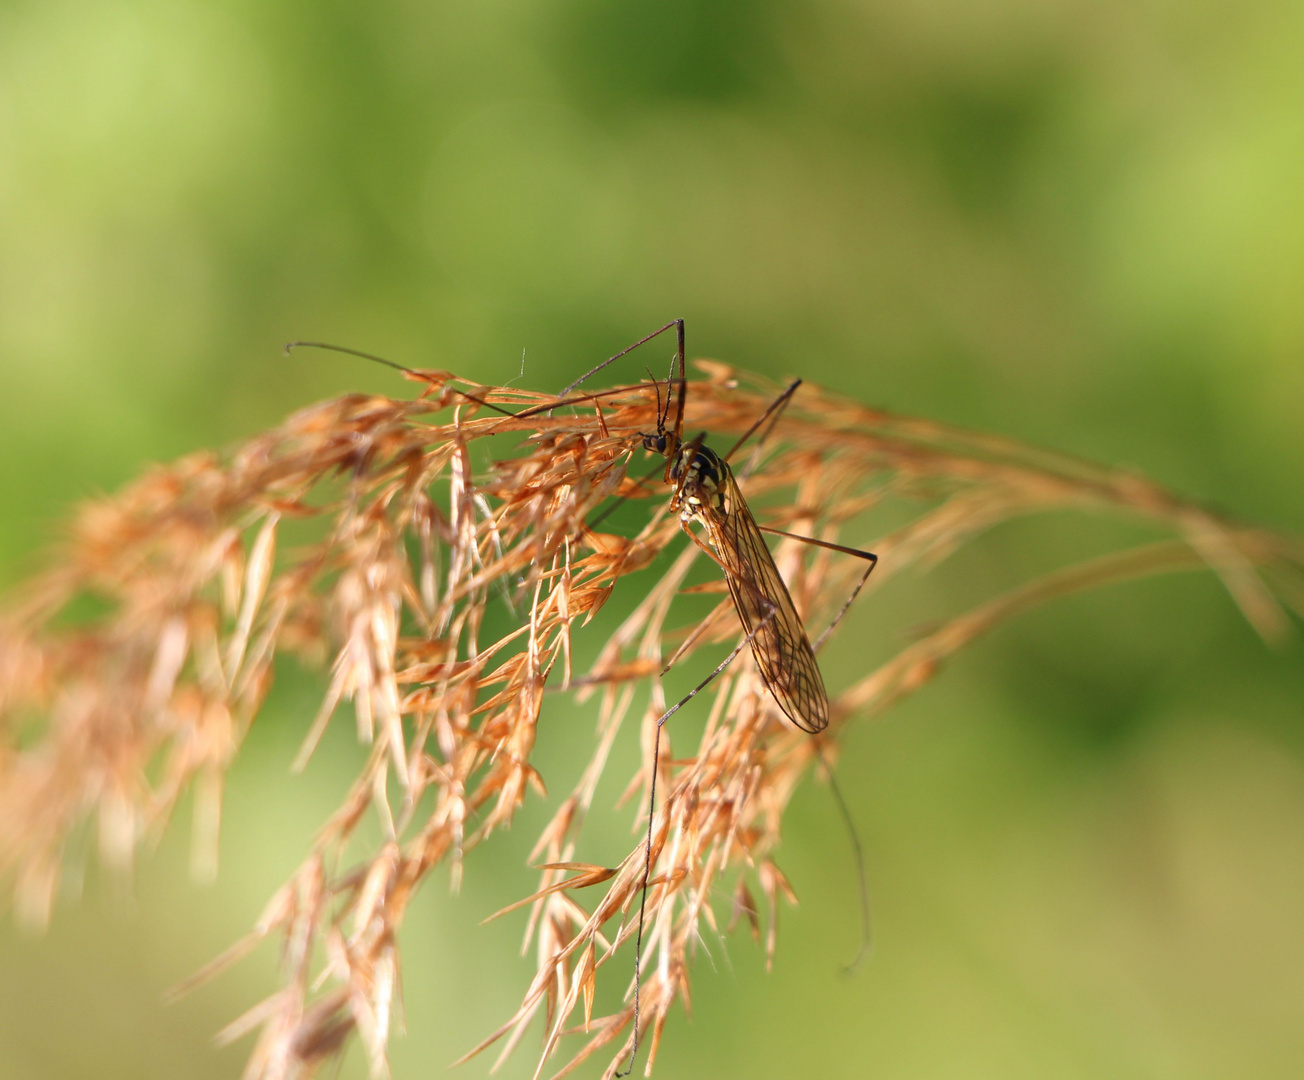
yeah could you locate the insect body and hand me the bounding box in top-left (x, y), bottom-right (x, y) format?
top-left (661, 437), bottom-right (829, 732)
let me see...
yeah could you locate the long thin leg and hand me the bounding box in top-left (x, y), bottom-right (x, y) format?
top-left (814, 739), bottom-right (873, 973)
top-left (617, 604), bottom-right (778, 1079)
top-left (559, 319), bottom-right (684, 397)
top-left (753, 524), bottom-right (877, 967)
top-left (659, 599), bottom-right (732, 677)
top-left (723, 379), bottom-right (803, 467)
top-left (813, 552), bottom-right (877, 654)
top-left (284, 340), bottom-right (523, 418)
top-left (755, 525), bottom-right (878, 652)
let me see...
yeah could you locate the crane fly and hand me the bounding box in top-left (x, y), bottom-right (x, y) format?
top-left (649, 420), bottom-right (833, 733)
top-left (566, 321), bottom-right (879, 1077)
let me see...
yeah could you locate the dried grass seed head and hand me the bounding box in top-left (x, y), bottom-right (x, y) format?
top-left (0, 362), bottom-right (1300, 1080)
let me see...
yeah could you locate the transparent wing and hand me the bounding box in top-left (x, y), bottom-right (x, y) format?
top-left (703, 467), bottom-right (829, 733)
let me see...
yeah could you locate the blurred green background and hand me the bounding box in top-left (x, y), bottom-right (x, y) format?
top-left (2, 1), bottom-right (1303, 1078)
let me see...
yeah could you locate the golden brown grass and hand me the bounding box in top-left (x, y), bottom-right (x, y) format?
top-left (1, 360), bottom-right (1301, 1079)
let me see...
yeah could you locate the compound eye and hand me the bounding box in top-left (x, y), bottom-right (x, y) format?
top-left (642, 433), bottom-right (667, 455)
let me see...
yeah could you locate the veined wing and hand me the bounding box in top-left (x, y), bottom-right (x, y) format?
top-left (701, 465), bottom-right (829, 733)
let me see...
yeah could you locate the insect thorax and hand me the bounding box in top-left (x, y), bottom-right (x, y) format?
top-left (671, 444), bottom-right (728, 520)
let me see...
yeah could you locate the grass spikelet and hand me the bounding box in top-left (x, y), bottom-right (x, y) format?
top-left (1, 362), bottom-right (1301, 1078)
